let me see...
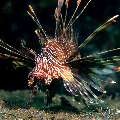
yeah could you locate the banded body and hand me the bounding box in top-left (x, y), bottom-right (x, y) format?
top-left (0, 0), bottom-right (120, 104)
top-left (29, 38), bottom-right (76, 84)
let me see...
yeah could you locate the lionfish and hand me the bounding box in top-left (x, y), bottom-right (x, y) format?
top-left (0, 0), bottom-right (120, 104)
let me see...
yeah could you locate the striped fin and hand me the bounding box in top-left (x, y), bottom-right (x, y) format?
top-left (68, 15), bottom-right (119, 61)
top-left (0, 39), bottom-right (35, 61)
top-left (63, 74), bottom-right (98, 103)
top-left (69, 48), bottom-right (120, 67)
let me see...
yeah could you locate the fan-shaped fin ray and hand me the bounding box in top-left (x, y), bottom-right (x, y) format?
top-left (68, 15), bottom-right (119, 61)
top-left (63, 75), bottom-right (99, 103)
top-left (0, 39), bottom-right (34, 62)
top-left (69, 48), bottom-right (120, 66)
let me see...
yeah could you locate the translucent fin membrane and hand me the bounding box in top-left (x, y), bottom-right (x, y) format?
top-left (66, 0), bottom-right (92, 31)
top-left (0, 39), bottom-right (34, 61)
top-left (66, 0), bottom-right (81, 30)
top-left (54, 0), bottom-right (92, 40)
top-left (0, 53), bottom-right (19, 60)
top-left (53, 0), bottom-right (119, 61)
top-left (68, 15), bottom-right (119, 61)
top-left (63, 75), bottom-right (98, 102)
top-left (69, 48), bottom-right (120, 63)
